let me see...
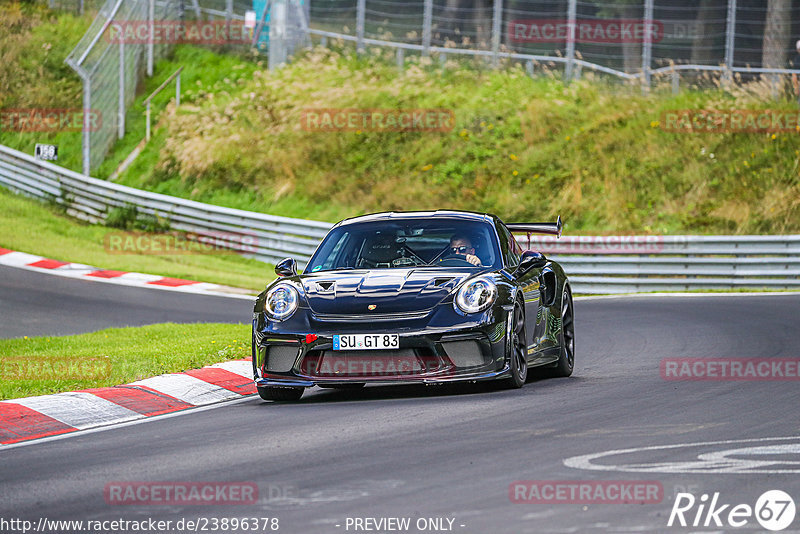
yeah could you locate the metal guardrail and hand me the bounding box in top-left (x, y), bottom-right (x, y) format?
top-left (0, 144), bottom-right (332, 266)
top-left (1, 143), bottom-right (799, 293)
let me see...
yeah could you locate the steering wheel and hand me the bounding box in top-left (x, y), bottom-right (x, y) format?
top-left (437, 256), bottom-right (474, 267)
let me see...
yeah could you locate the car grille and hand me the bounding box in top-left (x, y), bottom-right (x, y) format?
top-left (301, 349), bottom-right (439, 377)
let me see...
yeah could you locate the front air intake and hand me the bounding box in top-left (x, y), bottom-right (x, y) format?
top-left (266, 346), bottom-right (299, 372)
top-left (441, 341), bottom-right (487, 368)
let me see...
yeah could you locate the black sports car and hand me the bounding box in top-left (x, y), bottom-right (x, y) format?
top-left (252, 210), bottom-right (574, 401)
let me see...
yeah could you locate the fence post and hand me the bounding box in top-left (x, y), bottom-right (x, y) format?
top-left (422, 0), bottom-right (432, 57)
top-left (396, 47), bottom-right (404, 70)
top-left (190, 0), bottom-right (202, 19)
top-left (269, 0), bottom-right (288, 69)
top-left (147, 0), bottom-right (154, 77)
top-left (671, 67), bottom-right (679, 94)
top-left (641, 0), bottom-right (653, 93)
top-left (356, 0), bottom-right (366, 54)
top-left (564, 0), bottom-right (576, 82)
top-left (724, 0), bottom-right (737, 87)
top-left (82, 74), bottom-right (91, 175)
top-left (118, 40), bottom-right (125, 140)
top-left (226, 0), bottom-right (233, 36)
top-left (146, 101), bottom-right (151, 141)
top-left (491, 0), bottom-right (503, 67)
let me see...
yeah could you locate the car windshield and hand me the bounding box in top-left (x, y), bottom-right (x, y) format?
top-left (305, 219), bottom-right (501, 272)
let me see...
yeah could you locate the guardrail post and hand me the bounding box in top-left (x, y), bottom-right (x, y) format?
top-left (564, 0), bottom-right (576, 82)
top-left (525, 60), bottom-right (534, 77)
top-left (396, 47), bottom-right (404, 70)
top-left (422, 0), bottom-right (432, 57)
top-left (356, 0), bottom-right (366, 54)
top-left (724, 0), bottom-right (737, 87)
top-left (641, 0), bottom-right (653, 94)
top-left (491, 0), bottom-right (503, 67)
top-left (176, 70), bottom-right (181, 107)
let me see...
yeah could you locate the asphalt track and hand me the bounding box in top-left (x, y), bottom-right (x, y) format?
top-left (0, 264), bottom-right (248, 338)
top-left (2, 266), bottom-right (800, 533)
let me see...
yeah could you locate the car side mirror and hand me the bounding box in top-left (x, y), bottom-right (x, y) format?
top-left (515, 250), bottom-right (547, 276)
top-left (275, 257), bottom-right (297, 278)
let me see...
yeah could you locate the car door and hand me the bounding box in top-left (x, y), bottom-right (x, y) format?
top-left (496, 221), bottom-right (540, 362)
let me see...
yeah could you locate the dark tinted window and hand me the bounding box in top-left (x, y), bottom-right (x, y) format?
top-left (496, 222), bottom-right (521, 267)
top-left (306, 219), bottom-right (502, 272)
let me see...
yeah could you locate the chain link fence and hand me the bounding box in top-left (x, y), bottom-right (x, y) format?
top-left (310, 0), bottom-right (800, 79)
top-left (51, 0), bottom-right (800, 175)
top-left (64, 0), bottom-right (181, 174)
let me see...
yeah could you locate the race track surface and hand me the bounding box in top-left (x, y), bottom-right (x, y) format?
top-left (0, 264), bottom-right (249, 338)
top-left (2, 279), bottom-right (799, 533)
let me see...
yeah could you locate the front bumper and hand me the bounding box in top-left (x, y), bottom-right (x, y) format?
top-left (253, 311), bottom-right (512, 388)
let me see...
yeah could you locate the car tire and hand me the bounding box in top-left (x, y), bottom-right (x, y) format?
top-left (546, 286), bottom-right (574, 378)
top-left (257, 386), bottom-right (304, 401)
top-left (502, 301), bottom-right (528, 389)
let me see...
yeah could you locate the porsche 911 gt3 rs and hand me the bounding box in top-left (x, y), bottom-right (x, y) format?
top-left (252, 210), bottom-right (574, 401)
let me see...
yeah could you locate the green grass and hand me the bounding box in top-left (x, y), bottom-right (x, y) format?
top-left (4, 2), bottom-right (800, 238)
top-left (0, 323), bottom-right (251, 400)
top-left (0, 188), bottom-right (272, 291)
top-left (0, 2), bottom-right (93, 171)
top-left (102, 45), bottom-right (800, 234)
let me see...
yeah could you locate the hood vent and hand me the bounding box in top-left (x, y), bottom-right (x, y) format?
top-left (433, 277), bottom-right (455, 287)
top-left (315, 281), bottom-right (335, 292)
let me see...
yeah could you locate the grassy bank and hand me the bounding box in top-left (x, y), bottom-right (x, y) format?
top-left (4, 2), bottom-right (800, 235)
top-left (108, 45), bottom-right (800, 234)
top-left (0, 188), bottom-right (271, 291)
top-left (0, 323), bottom-right (250, 400)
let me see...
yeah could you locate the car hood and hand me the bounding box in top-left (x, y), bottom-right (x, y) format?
top-left (299, 268), bottom-right (479, 315)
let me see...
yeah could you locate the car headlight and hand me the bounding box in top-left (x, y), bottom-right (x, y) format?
top-left (264, 283), bottom-right (299, 321)
top-left (455, 277), bottom-right (497, 314)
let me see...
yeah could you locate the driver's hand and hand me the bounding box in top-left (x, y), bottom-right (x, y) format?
top-left (465, 254), bottom-right (482, 266)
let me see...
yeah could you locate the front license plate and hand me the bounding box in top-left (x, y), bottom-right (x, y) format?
top-left (333, 334), bottom-right (399, 350)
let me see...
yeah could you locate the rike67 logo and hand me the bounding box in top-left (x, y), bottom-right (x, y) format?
top-left (668, 490), bottom-right (796, 531)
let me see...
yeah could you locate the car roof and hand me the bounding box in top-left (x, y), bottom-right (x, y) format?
top-left (335, 210), bottom-right (498, 228)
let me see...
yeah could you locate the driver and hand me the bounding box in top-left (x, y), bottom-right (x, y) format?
top-left (449, 234), bottom-right (482, 266)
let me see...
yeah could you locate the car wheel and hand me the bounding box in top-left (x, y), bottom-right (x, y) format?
top-left (502, 301), bottom-right (528, 389)
top-left (548, 286), bottom-right (574, 378)
top-left (257, 386), bottom-right (304, 401)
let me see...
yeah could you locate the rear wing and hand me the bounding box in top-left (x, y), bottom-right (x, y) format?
top-left (506, 215), bottom-right (563, 238)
